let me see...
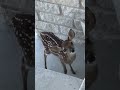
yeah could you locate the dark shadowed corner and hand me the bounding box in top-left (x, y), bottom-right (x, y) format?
top-left (86, 0), bottom-right (120, 90)
top-left (0, 0), bottom-right (35, 90)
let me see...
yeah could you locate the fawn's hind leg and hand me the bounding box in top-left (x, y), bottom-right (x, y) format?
top-left (69, 64), bottom-right (76, 74)
top-left (44, 48), bottom-right (50, 69)
top-left (61, 62), bottom-right (67, 74)
top-left (21, 57), bottom-right (29, 90)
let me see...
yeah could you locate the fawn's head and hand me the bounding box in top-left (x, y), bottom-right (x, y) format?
top-left (61, 29), bottom-right (76, 64)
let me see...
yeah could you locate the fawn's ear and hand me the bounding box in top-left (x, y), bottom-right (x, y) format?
top-left (68, 29), bottom-right (75, 41)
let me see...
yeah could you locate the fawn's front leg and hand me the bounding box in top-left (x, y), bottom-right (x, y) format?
top-left (44, 50), bottom-right (47, 69)
top-left (61, 62), bottom-right (67, 74)
top-left (69, 64), bottom-right (76, 74)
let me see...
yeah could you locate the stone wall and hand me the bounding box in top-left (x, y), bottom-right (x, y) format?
top-left (35, 0), bottom-right (85, 44)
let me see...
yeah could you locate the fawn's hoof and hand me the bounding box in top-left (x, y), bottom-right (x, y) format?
top-left (45, 67), bottom-right (47, 69)
top-left (64, 70), bottom-right (67, 74)
top-left (72, 71), bottom-right (76, 74)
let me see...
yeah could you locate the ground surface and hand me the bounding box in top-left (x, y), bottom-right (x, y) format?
top-left (35, 68), bottom-right (83, 90)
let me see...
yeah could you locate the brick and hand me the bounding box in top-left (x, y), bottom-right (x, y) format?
top-left (36, 29), bottom-right (43, 32)
top-left (74, 20), bottom-right (83, 30)
top-left (73, 39), bottom-right (85, 44)
top-left (55, 34), bottom-right (68, 40)
top-left (59, 26), bottom-right (71, 35)
top-left (35, 1), bottom-right (60, 14)
top-left (35, 21), bottom-right (59, 33)
top-left (59, 26), bottom-right (83, 35)
top-left (39, 12), bottom-right (73, 27)
top-left (80, 21), bottom-right (85, 35)
top-left (35, 11), bottom-right (38, 20)
top-left (75, 31), bottom-right (85, 39)
top-left (81, 0), bottom-right (85, 8)
top-left (39, 0), bottom-right (80, 7)
top-left (74, 9), bottom-right (85, 20)
top-left (59, 26), bottom-right (84, 40)
top-left (61, 6), bottom-right (85, 20)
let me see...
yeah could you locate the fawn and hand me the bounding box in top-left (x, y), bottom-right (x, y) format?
top-left (12, 14), bottom-right (35, 90)
top-left (40, 29), bottom-right (76, 74)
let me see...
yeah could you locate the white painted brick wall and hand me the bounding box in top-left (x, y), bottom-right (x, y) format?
top-left (35, 1), bottom-right (60, 14)
top-left (39, 12), bottom-right (73, 27)
top-left (35, 0), bottom-right (85, 44)
top-left (36, 21), bottom-right (59, 33)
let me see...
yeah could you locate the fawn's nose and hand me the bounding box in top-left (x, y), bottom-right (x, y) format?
top-left (71, 48), bottom-right (75, 52)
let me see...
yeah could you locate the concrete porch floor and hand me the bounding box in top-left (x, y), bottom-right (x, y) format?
top-left (35, 32), bottom-right (85, 79)
top-left (35, 68), bottom-right (84, 90)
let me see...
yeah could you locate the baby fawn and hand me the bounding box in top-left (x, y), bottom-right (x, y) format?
top-left (40, 29), bottom-right (76, 74)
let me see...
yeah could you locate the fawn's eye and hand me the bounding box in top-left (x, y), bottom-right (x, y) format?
top-left (71, 42), bottom-right (73, 45)
top-left (63, 48), bottom-right (67, 52)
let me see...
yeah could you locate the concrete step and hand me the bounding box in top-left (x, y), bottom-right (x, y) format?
top-left (35, 68), bottom-right (84, 90)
